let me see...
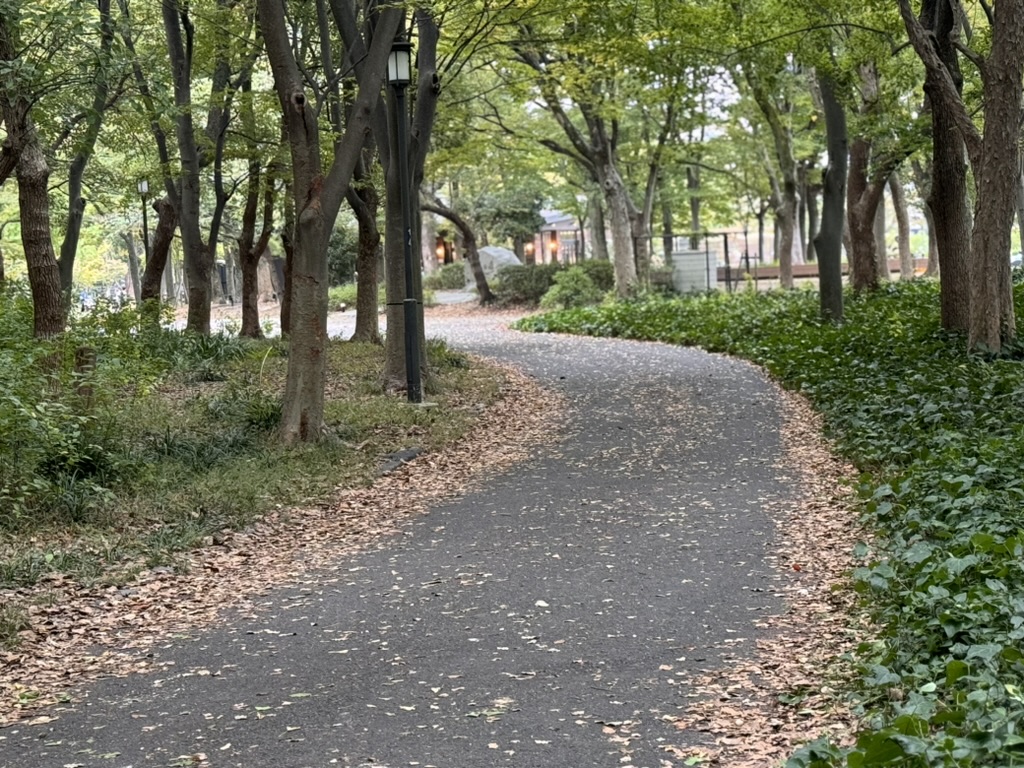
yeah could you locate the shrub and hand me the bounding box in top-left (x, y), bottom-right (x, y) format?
top-left (426, 337), bottom-right (469, 370)
top-left (539, 266), bottom-right (604, 310)
top-left (494, 263), bottom-right (562, 305)
top-left (328, 282), bottom-right (385, 311)
top-left (424, 263), bottom-right (467, 291)
top-left (577, 259), bottom-right (615, 292)
top-left (326, 225), bottom-right (358, 286)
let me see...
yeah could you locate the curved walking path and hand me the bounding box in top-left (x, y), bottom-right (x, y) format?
top-left (3, 312), bottom-right (806, 768)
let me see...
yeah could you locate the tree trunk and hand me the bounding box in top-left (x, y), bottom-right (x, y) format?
top-left (1016, 167), bottom-right (1024, 254)
top-left (874, 184), bottom-right (889, 283)
top-left (631, 210), bottom-right (650, 287)
top-left (237, 77), bottom-right (275, 341)
top-left (815, 72), bottom-right (847, 322)
top-left (659, 173), bottom-right (674, 265)
top-left (889, 173), bottom-right (914, 279)
top-left (687, 165), bottom-right (701, 250)
top-left (847, 137), bottom-right (882, 291)
top-left (163, 1), bottom-right (211, 334)
top-left (141, 196), bottom-right (176, 315)
top-left (923, 203), bottom-right (939, 276)
top-left (928, 73), bottom-right (972, 330)
top-left (422, 200), bottom-right (494, 304)
top-left (756, 208), bottom-right (766, 263)
top-left (599, 160), bottom-right (639, 297)
top-left (797, 162), bottom-right (808, 264)
top-left (237, 173), bottom-right (274, 340)
top-left (421, 210), bottom-right (438, 274)
top-left (348, 160), bottom-right (383, 345)
top-left (59, 0), bottom-right (114, 294)
top-left (806, 178), bottom-right (821, 262)
top-left (967, 0), bottom-right (1023, 349)
top-left (778, 180), bottom-right (797, 287)
top-left (18, 135), bottom-right (64, 337)
top-left (122, 232), bottom-right (143, 304)
top-left (280, 182), bottom-right (294, 336)
top-left (745, 68), bottom-right (797, 289)
top-left (590, 195), bottom-right (609, 261)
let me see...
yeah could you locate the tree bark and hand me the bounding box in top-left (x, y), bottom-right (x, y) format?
top-left (923, 203), bottom-right (939, 276)
top-left (874, 183), bottom-right (889, 283)
top-left (0, 13), bottom-right (62, 335)
top-left (806, 177), bottom-right (820, 262)
top-left (237, 77), bottom-right (275, 340)
top-left (139, 196), bottom-right (176, 326)
top-left (797, 162), bottom-right (808, 264)
top-left (746, 67), bottom-right (797, 288)
top-left (847, 135), bottom-right (885, 291)
top-left (18, 133), bottom-right (64, 337)
top-left (967, 0), bottom-right (1023, 348)
top-left (422, 200), bottom-right (495, 304)
top-left (162, 1), bottom-right (211, 334)
top-left (899, 0), bottom-right (1023, 348)
top-left (260, 0), bottom-right (399, 441)
top-left (590, 195), bottom-right (609, 261)
top-left (686, 166), bottom-right (701, 250)
top-left (889, 173), bottom-right (914, 279)
top-left (598, 157), bottom-right (639, 296)
top-left (59, 0), bottom-right (115, 294)
top-left (122, 232), bottom-right (143, 304)
top-left (815, 71), bottom-right (848, 322)
top-left (921, 0), bottom-right (972, 329)
top-left (347, 154), bottom-right (383, 344)
top-left (658, 173), bottom-right (674, 265)
top-left (238, 172), bottom-right (275, 340)
top-left (280, 179), bottom-right (294, 336)
top-left (911, 158), bottom-right (941, 277)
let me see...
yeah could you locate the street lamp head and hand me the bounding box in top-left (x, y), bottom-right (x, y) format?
top-left (388, 37), bottom-right (413, 87)
top-left (137, 179), bottom-right (149, 196)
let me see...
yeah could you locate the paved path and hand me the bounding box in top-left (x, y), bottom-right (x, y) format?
top-left (2, 314), bottom-right (792, 768)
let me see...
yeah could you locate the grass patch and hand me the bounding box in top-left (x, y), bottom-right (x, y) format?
top-left (0, 287), bottom-right (503, 591)
top-left (517, 282), bottom-right (1024, 767)
top-left (0, 602), bottom-right (30, 649)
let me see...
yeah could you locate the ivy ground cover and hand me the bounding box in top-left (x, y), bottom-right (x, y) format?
top-left (516, 282), bottom-right (1024, 767)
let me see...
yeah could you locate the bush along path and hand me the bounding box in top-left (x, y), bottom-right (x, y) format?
top-left (0, 308), bottom-right (845, 767)
top-left (517, 281), bottom-right (1024, 767)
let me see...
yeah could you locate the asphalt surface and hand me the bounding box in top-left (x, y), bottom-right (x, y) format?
top-left (2, 312), bottom-right (792, 768)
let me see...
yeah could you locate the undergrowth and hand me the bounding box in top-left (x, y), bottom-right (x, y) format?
top-left (0, 284), bottom-right (499, 598)
top-left (517, 281), bottom-right (1024, 767)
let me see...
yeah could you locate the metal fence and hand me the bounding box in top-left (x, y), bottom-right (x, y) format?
top-left (639, 231), bottom-right (764, 292)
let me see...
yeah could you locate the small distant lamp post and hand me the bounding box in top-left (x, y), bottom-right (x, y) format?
top-left (137, 180), bottom-right (151, 264)
top-left (387, 36), bottom-right (422, 403)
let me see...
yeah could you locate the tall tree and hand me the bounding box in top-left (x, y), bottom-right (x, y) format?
top-left (162, 1), bottom-right (211, 333)
top-left (899, 0), bottom-right (1024, 349)
top-left (0, 7), bottom-right (63, 337)
top-left (814, 69), bottom-right (848, 322)
top-left (57, 0), bottom-right (119, 294)
top-left (258, 0), bottom-right (400, 442)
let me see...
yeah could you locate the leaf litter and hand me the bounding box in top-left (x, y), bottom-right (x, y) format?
top-left (666, 383), bottom-right (863, 765)
top-left (0, 358), bottom-right (565, 724)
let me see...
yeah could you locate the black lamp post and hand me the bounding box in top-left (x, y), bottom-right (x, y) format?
top-left (388, 36), bottom-right (422, 403)
top-left (137, 179), bottom-right (151, 265)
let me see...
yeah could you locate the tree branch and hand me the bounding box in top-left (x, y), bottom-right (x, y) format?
top-left (897, 0), bottom-right (983, 171)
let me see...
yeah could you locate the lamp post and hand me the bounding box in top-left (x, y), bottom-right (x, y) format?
top-left (388, 36), bottom-right (422, 403)
top-left (137, 180), bottom-right (151, 265)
